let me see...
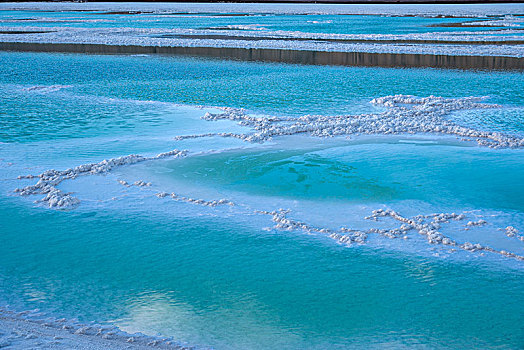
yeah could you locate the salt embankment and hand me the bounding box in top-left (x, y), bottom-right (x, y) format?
top-left (0, 307), bottom-right (195, 349)
top-left (0, 41), bottom-right (522, 70)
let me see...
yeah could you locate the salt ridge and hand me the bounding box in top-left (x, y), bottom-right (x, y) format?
top-left (176, 95), bottom-right (524, 148)
top-left (259, 208), bottom-right (524, 261)
top-left (155, 191), bottom-right (234, 207)
top-left (14, 150), bottom-right (187, 209)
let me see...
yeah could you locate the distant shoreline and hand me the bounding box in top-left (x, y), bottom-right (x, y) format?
top-left (1, 41), bottom-right (523, 70)
top-left (4, 1), bottom-right (524, 3)
top-left (2, 2), bottom-right (523, 69)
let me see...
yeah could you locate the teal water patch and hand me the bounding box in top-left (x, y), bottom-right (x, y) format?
top-left (0, 197), bottom-right (523, 349)
top-left (1, 51), bottom-right (524, 125)
top-left (161, 141), bottom-right (524, 212)
top-left (1, 52), bottom-right (524, 147)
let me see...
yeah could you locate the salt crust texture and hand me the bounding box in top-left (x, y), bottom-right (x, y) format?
top-left (1, 25), bottom-right (523, 58)
top-left (178, 95), bottom-right (523, 148)
top-left (0, 307), bottom-right (197, 349)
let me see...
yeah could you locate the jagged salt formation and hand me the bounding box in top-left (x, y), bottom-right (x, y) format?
top-left (14, 150), bottom-right (187, 209)
top-left (256, 208), bottom-right (523, 261)
top-left (257, 208), bottom-right (369, 244)
top-left (258, 208), bottom-right (456, 246)
top-left (155, 191), bottom-right (234, 207)
top-left (466, 219), bottom-right (487, 227)
top-left (502, 226), bottom-right (524, 242)
top-left (113, 180), bottom-right (234, 207)
top-left (367, 209), bottom-right (465, 246)
top-left (367, 209), bottom-right (524, 261)
top-left (22, 85), bottom-right (73, 93)
top-left (117, 179), bottom-right (152, 187)
top-left (175, 95), bottom-right (524, 148)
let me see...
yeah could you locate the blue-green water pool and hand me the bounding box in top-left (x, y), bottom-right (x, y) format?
top-left (0, 51), bottom-right (523, 349)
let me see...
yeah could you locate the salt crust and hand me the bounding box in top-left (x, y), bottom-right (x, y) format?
top-left (15, 150), bottom-right (187, 209)
top-left (0, 306), bottom-right (196, 349)
top-left (1, 24), bottom-right (523, 57)
top-left (258, 208), bottom-right (524, 261)
top-left (176, 95), bottom-right (524, 148)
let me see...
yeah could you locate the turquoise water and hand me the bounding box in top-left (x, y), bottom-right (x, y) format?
top-left (1, 198), bottom-right (523, 349)
top-left (162, 144), bottom-right (524, 211)
top-left (1, 52), bottom-right (524, 349)
top-left (2, 52), bottom-right (524, 142)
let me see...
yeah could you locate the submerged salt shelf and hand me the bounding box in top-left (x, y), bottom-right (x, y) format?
top-left (1, 47), bottom-right (524, 349)
top-left (10, 94), bottom-right (524, 262)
